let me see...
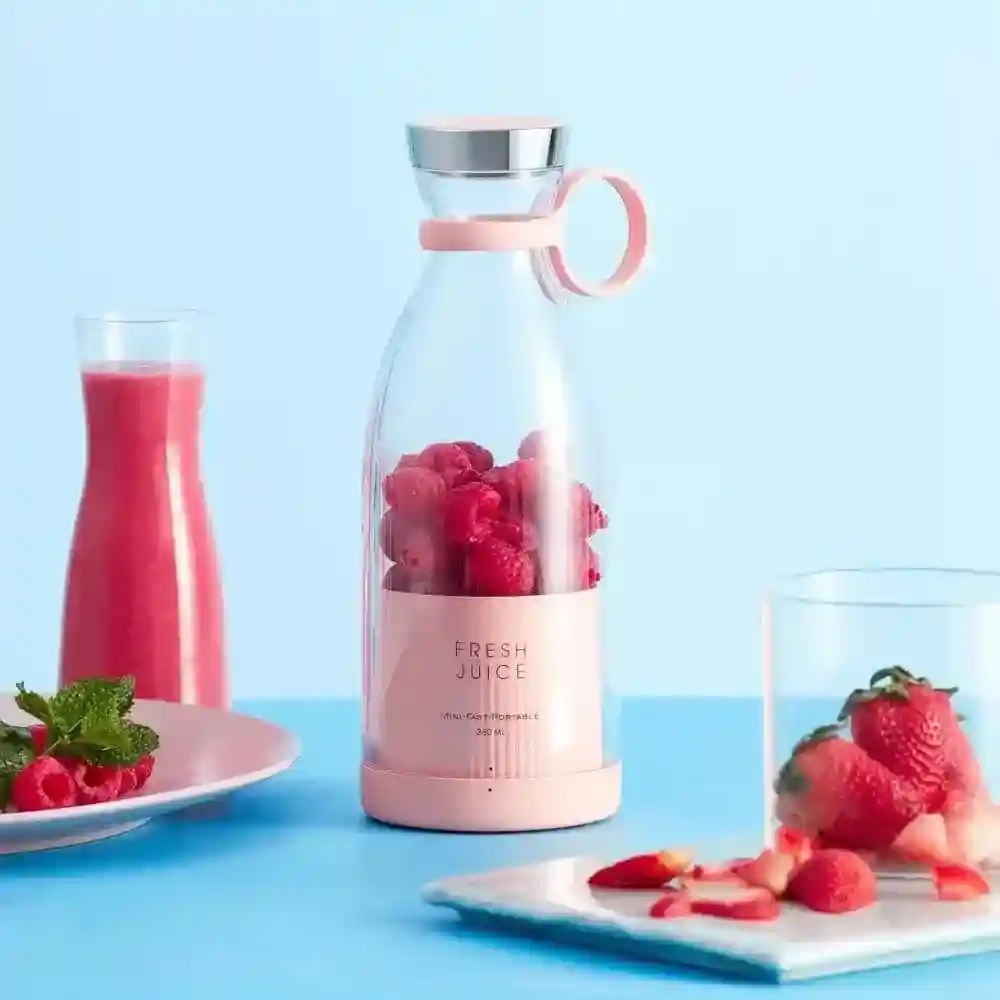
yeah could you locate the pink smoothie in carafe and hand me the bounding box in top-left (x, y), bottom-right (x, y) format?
top-left (59, 365), bottom-right (227, 707)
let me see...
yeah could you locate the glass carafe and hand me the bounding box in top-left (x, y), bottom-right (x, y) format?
top-left (60, 310), bottom-right (227, 708)
top-left (361, 118), bottom-right (648, 832)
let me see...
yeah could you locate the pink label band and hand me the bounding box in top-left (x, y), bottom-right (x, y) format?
top-left (418, 168), bottom-right (649, 299)
top-left (368, 590), bottom-right (605, 780)
top-left (419, 213), bottom-right (563, 252)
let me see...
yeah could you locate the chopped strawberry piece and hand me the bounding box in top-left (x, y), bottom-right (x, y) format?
top-left (942, 794), bottom-right (1000, 867)
top-left (730, 849), bottom-right (796, 896)
top-left (686, 862), bottom-right (749, 884)
top-left (689, 886), bottom-right (781, 922)
top-left (933, 863), bottom-right (991, 901)
top-left (649, 890), bottom-right (693, 919)
top-left (889, 813), bottom-right (952, 865)
top-left (588, 850), bottom-right (691, 890)
top-left (775, 826), bottom-right (813, 866)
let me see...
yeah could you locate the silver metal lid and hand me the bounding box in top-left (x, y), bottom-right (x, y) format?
top-left (407, 117), bottom-right (568, 176)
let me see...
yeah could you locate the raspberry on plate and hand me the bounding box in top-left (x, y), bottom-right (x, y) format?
top-left (12, 755), bottom-right (78, 812)
top-left (68, 761), bottom-right (124, 805)
top-left (118, 765), bottom-right (139, 796)
top-left (29, 724), bottom-right (47, 755)
top-left (464, 536), bottom-right (536, 597)
top-left (133, 755), bottom-right (155, 790)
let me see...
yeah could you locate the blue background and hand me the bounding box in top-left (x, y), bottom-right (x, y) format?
top-left (2, 0), bottom-right (999, 698)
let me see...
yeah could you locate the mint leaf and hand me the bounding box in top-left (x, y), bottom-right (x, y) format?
top-left (14, 683), bottom-right (52, 727)
top-left (0, 722), bottom-right (34, 752)
top-left (64, 717), bottom-right (132, 764)
top-left (9, 677), bottom-right (157, 769)
top-left (49, 677), bottom-right (135, 735)
top-left (0, 737), bottom-right (33, 810)
top-left (0, 740), bottom-right (32, 770)
top-left (66, 719), bottom-right (159, 766)
top-left (125, 722), bottom-right (159, 759)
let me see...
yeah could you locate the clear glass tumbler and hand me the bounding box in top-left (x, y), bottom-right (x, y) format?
top-left (765, 568), bottom-right (1000, 870)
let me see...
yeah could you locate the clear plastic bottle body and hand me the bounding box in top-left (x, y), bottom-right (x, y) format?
top-left (765, 568), bottom-right (1000, 871)
top-left (361, 170), bottom-right (619, 831)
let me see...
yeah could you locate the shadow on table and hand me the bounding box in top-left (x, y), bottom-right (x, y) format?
top-left (0, 776), bottom-right (364, 878)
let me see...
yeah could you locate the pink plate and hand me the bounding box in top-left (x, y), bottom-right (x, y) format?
top-left (0, 695), bottom-right (299, 853)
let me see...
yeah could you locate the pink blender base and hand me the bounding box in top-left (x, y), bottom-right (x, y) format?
top-left (361, 762), bottom-right (622, 833)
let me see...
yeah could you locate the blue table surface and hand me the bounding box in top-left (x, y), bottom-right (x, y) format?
top-left (9, 697), bottom-right (1000, 997)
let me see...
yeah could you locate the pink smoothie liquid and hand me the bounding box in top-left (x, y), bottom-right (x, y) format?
top-left (59, 365), bottom-right (227, 707)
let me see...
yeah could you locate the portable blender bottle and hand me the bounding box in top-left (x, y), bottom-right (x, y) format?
top-left (361, 118), bottom-right (648, 832)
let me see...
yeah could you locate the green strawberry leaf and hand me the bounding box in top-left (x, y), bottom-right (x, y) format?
top-left (774, 758), bottom-right (809, 796)
top-left (837, 688), bottom-right (874, 722)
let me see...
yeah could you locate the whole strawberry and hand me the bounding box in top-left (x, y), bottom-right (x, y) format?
top-left (839, 666), bottom-right (981, 811)
top-left (775, 725), bottom-right (923, 851)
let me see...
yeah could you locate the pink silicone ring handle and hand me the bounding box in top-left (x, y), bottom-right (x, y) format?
top-left (546, 169), bottom-right (648, 297)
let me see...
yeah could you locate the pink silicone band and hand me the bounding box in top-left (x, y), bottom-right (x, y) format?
top-left (420, 213), bottom-right (562, 252)
top-left (417, 169), bottom-right (648, 300)
top-left (542, 169), bottom-right (649, 298)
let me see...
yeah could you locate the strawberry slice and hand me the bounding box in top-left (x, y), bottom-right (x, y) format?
top-left (648, 890), bottom-right (693, 919)
top-left (688, 885), bottom-right (781, 922)
top-left (588, 850), bottom-right (691, 890)
top-left (730, 849), bottom-right (796, 896)
top-left (775, 826), bottom-right (813, 866)
top-left (932, 863), bottom-right (991, 901)
top-left (684, 861), bottom-right (750, 884)
top-left (889, 813), bottom-right (952, 865)
top-left (943, 794), bottom-right (1000, 867)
